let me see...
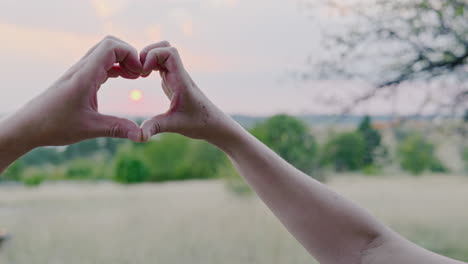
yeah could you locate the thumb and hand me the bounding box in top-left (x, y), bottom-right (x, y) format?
top-left (140, 113), bottom-right (176, 142)
top-left (95, 114), bottom-right (143, 142)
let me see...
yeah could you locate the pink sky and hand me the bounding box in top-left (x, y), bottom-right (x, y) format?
top-left (0, 0), bottom-right (431, 117)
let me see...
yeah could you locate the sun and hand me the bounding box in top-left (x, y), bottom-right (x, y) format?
top-left (130, 89), bottom-right (143, 102)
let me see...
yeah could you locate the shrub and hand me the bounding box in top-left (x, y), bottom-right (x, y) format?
top-left (1, 161), bottom-right (24, 181)
top-left (321, 132), bottom-right (366, 172)
top-left (361, 164), bottom-right (382, 176)
top-left (141, 134), bottom-right (192, 182)
top-left (114, 147), bottom-right (150, 184)
top-left (397, 133), bottom-right (447, 175)
top-left (251, 114), bottom-right (318, 176)
top-left (140, 134), bottom-right (225, 182)
top-left (65, 159), bottom-right (107, 180)
top-left (182, 141), bottom-right (225, 180)
top-left (21, 171), bottom-right (46, 187)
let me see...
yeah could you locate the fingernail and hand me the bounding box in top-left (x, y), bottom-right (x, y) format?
top-left (142, 130), bottom-right (151, 142)
top-left (128, 130), bottom-right (141, 142)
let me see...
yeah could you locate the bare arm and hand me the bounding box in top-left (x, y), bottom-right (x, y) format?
top-left (0, 36), bottom-right (143, 173)
top-left (212, 123), bottom-right (385, 264)
top-left (140, 41), bottom-right (467, 264)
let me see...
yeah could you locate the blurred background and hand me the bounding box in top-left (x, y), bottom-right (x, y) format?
top-left (0, 0), bottom-right (467, 263)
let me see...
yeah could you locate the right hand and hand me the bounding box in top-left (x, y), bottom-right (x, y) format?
top-left (139, 41), bottom-right (236, 143)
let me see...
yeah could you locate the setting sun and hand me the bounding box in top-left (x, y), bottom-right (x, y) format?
top-left (130, 89), bottom-right (143, 102)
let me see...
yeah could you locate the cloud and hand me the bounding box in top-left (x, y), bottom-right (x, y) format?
top-left (181, 20), bottom-right (193, 37)
top-left (90, 0), bottom-right (129, 18)
top-left (145, 25), bottom-right (163, 42)
top-left (208, 0), bottom-right (238, 7)
top-left (0, 22), bottom-right (100, 63)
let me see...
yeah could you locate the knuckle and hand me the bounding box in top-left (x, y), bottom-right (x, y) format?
top-left (150, 119), bottom-right (162, 134)
top-left (161, 40), bottom-right (171, 47)
top-left (101, 36), bottom-right (118, 48)
top-left (145, 49), bottom-right (157, 61)
top-left (103, 35), bottom-right (117, 41)
top-left (108, 121), bottom-right (124, 138)
top-left (168, 47), bottom-right (179, 56)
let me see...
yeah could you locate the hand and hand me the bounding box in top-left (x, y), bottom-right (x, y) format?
top-left (11, 36), bottom-right (144, 148)
top-left (139, 41), bottom-right (236, 144)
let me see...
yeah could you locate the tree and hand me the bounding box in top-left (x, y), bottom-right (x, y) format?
top-left (397, 132), bottom-right (447, 174)
top-left (114, 148), bottom-right (150, 184)
top-left (140, 134), bottom-right (225, 182)
top-left (182, 141), bottom-right (225, 180)
top-left (321, 132), bottom-right (366, 171)
top-left (64, 139), bottom-right (100, 160)
top-left (300, 0), bottom-right (467, 117)
top-left (20, 147), bottom-right (63, 166)
top-left (251, 114), bottom-right (318, 175)
top-left (357, 115), bottom-right (382, 165)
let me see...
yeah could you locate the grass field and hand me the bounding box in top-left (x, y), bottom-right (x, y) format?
top-left (0, 175), bottom-right (467, 264)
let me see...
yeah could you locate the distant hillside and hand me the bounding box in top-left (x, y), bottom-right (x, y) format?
top-left (231, 114), bottom-right (444, 129)
top-left (0, 113), bottom-right (450, 130)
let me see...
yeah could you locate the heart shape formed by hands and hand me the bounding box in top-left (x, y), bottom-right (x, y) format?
top-left (136, 41), bottom-right (223, 143)
top-left (28, 36), bottom-right (225, 149)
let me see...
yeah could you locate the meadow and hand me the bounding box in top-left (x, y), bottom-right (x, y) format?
top-left (0, 174), bottom-right (467, 264)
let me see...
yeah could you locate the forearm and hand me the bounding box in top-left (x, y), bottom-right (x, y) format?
top-left (210, 118), bottom-right (391, 264)
top-left (0, 113), bottom-right (36, 173)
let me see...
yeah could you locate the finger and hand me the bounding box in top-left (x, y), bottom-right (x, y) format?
top-left (142, 47), bottom-right (185, 76)
top-left (161, 78), bottom-right (173, 99)
top-left (108, 65), bottom-right (141, 79)
top-left (81, 41), bottom-right (101, 60)
top-left (86, 36), bottom-right (142, 83)
top-left (93, 114), bottom-right (143, 142)
top-left (140, 41), bottom-right (171, 66)
top-left (140, 114), bottom-right (177, 142)
top-left (82, 36), bottom-right (133, 63)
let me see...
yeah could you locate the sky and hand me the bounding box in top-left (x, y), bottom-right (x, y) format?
top-left (0, 0), bottom-right (429, 117)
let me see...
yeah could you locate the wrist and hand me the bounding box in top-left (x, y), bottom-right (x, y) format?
top-left (0, 114), bottom-right (36, 171)
top-left (206, 114), bottom-right (250, 155)
top-left (0, 110), bottom-right (38, 151)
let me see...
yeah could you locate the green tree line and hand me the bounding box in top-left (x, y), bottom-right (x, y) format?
top-left (1, 115), bottom-right (464, 187)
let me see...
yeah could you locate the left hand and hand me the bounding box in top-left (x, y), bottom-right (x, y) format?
top-left (11, 36), bottom-right (144, 148)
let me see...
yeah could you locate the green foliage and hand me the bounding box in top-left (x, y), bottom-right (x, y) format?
top-left (114, 147), bottom-right (150, 184)
top-left (357, 115), bottom-right (383, 166)
top-left (251, 114), bottom-right (318, 175)
top-left (112, 134), bottom-right (225, 184)
top-left (397, 133), bottom-right (447, 175)
top-left (65, 138), bottom-right (125, 160)
top-left (2, 161), bottom-right (25, 181)
top-left (321, 132), bottom-right (366, 171)
top-left (183, 141), bottom-right (225, 180)
top-left (20, 147), bottom-right (63, 166)
top-left (65, 159), bottom-right (108, 180)
top-left (141, 134), bottom-right (224, 182)
top-left (462, 147), bottom-right (468, 171)
top-left (19, 138), bottom-right (127, 169)
top-left (429, 159), bottom-right (449, 173)
top-left (361, 164), bottom-right (382, 176)
top-left (21, 171), bottom-right (46, 187)
top-left (141, 134), bottom-right (192, 182)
